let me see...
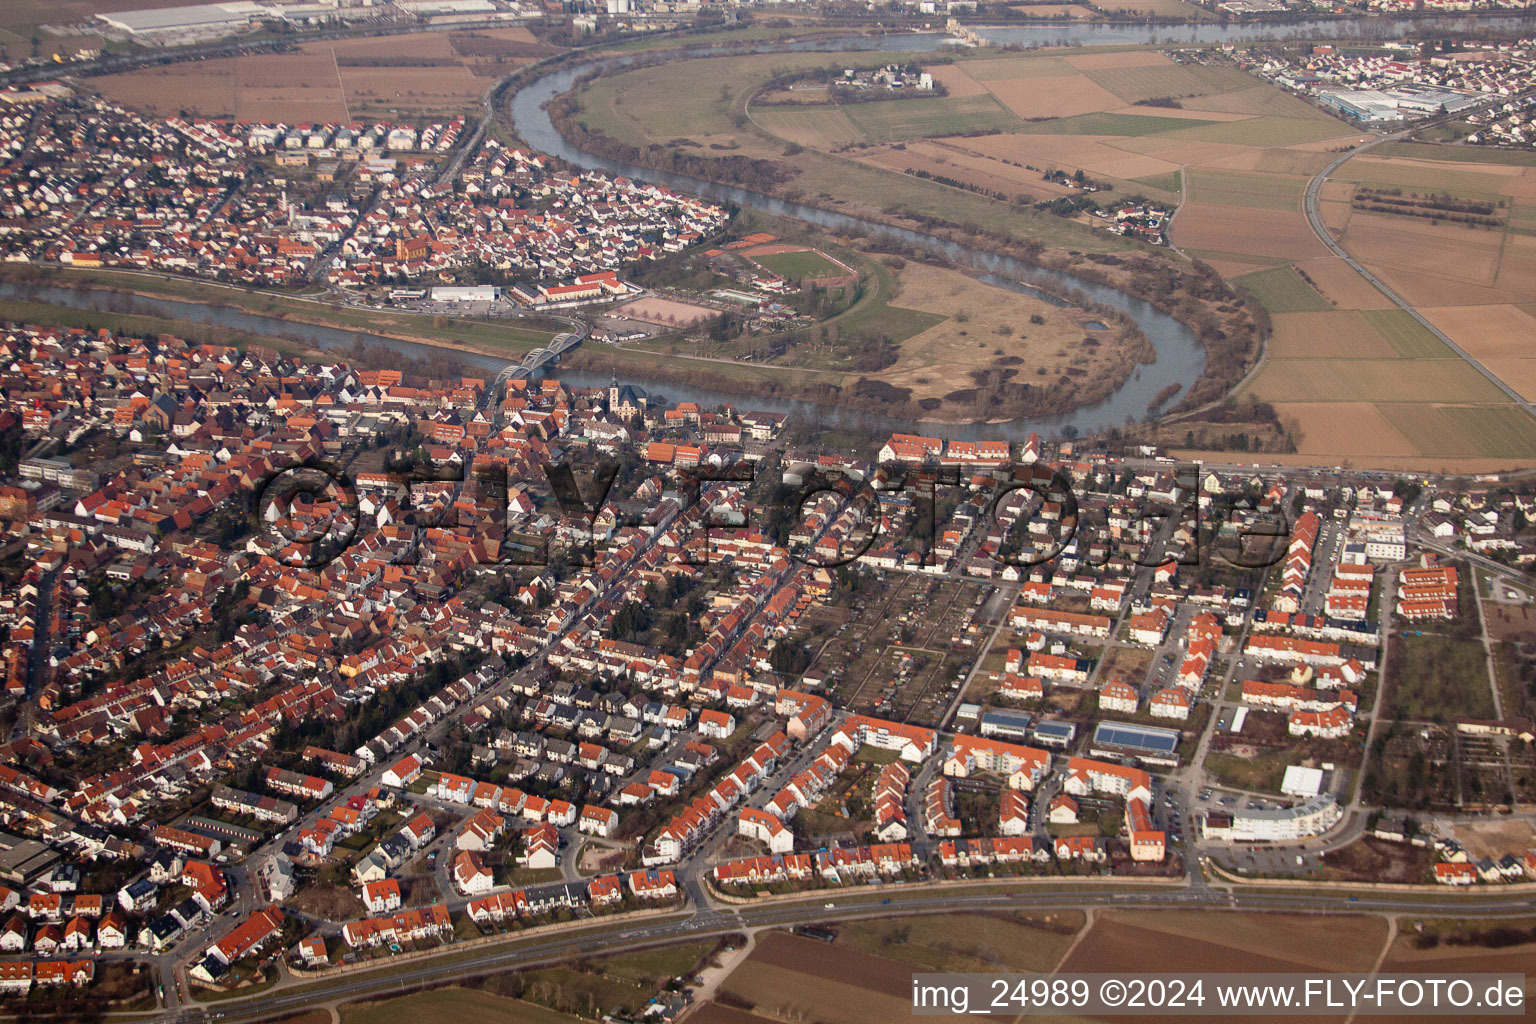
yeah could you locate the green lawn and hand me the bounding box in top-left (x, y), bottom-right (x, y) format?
top-left (1234, 265), bottom-right (1332, 313)
top-left (751, 248), bottom-right (847, 280)
top-left (832, 911), bottom-right (1084, 973)
top-left (1203, 749), bottom-right (1294, 794)
top-left (595, 940), bottom-right (713, 984)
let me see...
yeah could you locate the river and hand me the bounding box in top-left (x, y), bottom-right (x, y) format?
top-left (509, 35), bottom-right (1209, 441)
top-left (24, 16), bottom-right (1536, 441)
top-left (506, 16), bottom-right (1536, 437)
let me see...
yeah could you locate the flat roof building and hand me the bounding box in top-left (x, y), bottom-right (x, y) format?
top-left (1089, 721), bottom-right (1181, 766)
top-left (97, 3), bottom-right (266, 38)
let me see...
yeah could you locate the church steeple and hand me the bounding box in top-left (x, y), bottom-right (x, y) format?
top-left (609, 373), bottom-right (619, 410)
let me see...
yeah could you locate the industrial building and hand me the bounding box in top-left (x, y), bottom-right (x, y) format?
top-left (96, 2), bottom-right (268, 39)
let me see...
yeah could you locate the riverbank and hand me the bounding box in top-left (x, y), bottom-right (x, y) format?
top-left (542, 46), bottom-right (1264, 420)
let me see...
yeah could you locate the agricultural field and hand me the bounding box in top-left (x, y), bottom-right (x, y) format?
top-left (1233, 266), bottom-right (1331, 314)
top-left (716, 932), bottom-right (1009, 1024)
top-left (1060, 911), bottom-right (1390, 976)
top-left (94, 30), bottom-right (547, 121)
top-left (567, 43), bottom-right (1536, 466)
top-left (829, 912), bottom-right (1084, 974)
top-left (841, 95), bottom-right (1022, 143)
top-left (339, 988), bottom-right (583, 1024)
top-left (1232, 142), bottom-right (1536, 469)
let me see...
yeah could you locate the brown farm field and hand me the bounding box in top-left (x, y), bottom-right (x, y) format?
top-left (1061, 910), bottom-right (1390, 975)
top-left (719, 932), bottom-right (1017, 1024)
top-left (563, 44), bottom-right (1536, 466)
top-left (831, 911), bottom-right (1084, 973)
top-left (94, 31), bottom-right (535, 121)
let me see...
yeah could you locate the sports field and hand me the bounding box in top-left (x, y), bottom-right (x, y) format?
top-left (748, 247), bottom-right (849, 280)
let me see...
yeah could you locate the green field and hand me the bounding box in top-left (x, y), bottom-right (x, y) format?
top-left (1081, 63), bottom-right (1255, 105)
top-left (832, 912), bottom-right (1083, 973)
top-left (1373, 142), bottom-right (1536, 167)
top-left (1252, 358), bottom-right (1507, 404)
top-left (1234, 265), bottom-right (1332, 313)
top-left (1330, 159), bottom-right (1516, 199)
top-left (1379, 404), bottom-right (1536, 461)
top-left (1184, 84), bottom-right (1345, 121)
top-left (751, 248), bottom-right (848, 280)
top-left (840, 301), bottom-right (947, 342)
top-left (1184, 168), bottom-right (1306, 211)
top-left (1389, 635), bottom-right (1494, 722)
top-left (1133, 170), bottom-right (1182, 194)
top-left (1359, 309), bottom-right (1453, 359)
top-left (842, 94), bottom-right (1021, 143)
top-left (1203, 749), bottom-right (1295, 794)
top-left (1017, 111), bottom-right (1212, 137)
top-left (1162, 115), bottom-right (1352, 148)
top-left (753, 106), bottom-right (866, 148)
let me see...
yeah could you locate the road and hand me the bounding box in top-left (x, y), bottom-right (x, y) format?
top-left (1300, 100), bottom-right (1536, 421)
top-left (163, 878), bottom-right (1536, 1024)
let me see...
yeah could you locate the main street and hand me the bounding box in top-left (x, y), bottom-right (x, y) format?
top-left (161, 874), bottom-right (1536, 1024)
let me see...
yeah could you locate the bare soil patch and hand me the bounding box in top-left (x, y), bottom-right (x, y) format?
top-left (1453, 819), bottom-right (1536, 860)
top-left (1292, 256), bottom-right (1392, 309)
top-left (1266, 312), bottom-right (1395, 359)
top-left (984, 74), bottom-right (1124, 121)
top-left (1265, 402), bottom-right (1423, 461)
top-left (613, 296), bottom-right (716, 326)
top-left (1173, 203), bottom-right (1328, 260)
top-left (961, 133), bottom-right (1179, 181)
top-left (1484, 602), bottom-right (1536, 643)
top-left (924, 63), bottom-right (991, 98)
top-left (1061, 911), bottom-right (1388, 975)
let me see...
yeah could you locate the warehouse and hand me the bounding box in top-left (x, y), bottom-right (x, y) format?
top-left (97, 2), bottom-right (266, 39)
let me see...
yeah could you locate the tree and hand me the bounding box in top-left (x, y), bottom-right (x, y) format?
top-left (609, 600), bottom-right (650, 643)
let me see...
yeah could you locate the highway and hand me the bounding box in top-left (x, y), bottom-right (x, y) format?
top-left (164, 879), bottom-right (1536, 1024)
top-left (1300, 95), bottom-right (1536, 421)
